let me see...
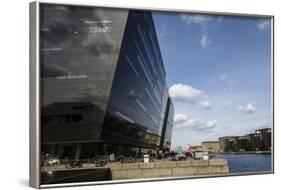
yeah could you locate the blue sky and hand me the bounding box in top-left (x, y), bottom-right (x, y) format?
top-left (152, 12), bottom-right (272, 149)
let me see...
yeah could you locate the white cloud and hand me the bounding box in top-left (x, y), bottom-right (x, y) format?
top-left (220, 73), bottom-right (228, 80)
top-left (174, 114), bottom-right (189, 124)
top-left (174, 113), bottom-right (217, 131)
top-left (200, 34), bottom-right (211, 48)
top-left (180, 14), bottom-right (225, 48)
top-left (199, 100), bottom-right (211, 110)
top-left (205, 120), bottom-right (217, 128)
top-left (257, 20), bottom-right (271, 30)
top-left (237, 102), bottom-right (256, 113)
top-left (180, 14), bottom-right (211, 24)
top-left (169, 83), bottom-right (203, 102)
top-left (180, 14), bottom-right (223, 24)
top-left (180, 14), bottom-right (214, 48)
top-left (169, 83), bottom-right (211, 110)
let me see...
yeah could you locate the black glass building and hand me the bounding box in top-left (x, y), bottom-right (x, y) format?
top-left (40, 4), bottom-right (174, 160)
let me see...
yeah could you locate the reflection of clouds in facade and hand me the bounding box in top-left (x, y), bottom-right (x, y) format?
top-left (41, 5), bottom-right (122, 80)
top-left (40, 4), bottom-right (128, 108)
top-left (41, 62), bottom-right (71, 78)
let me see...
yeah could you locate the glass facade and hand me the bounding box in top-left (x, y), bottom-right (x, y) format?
top-left (40, 4), bottom-right (128, 157)
top-left (165, 98), bottom-right (175, 149)
top-left (40, 4), bottom-right (174, 162)
top-left (159, 97), bottom-right (174, 150)
top-left (102, 11), bottom-right (170, 150)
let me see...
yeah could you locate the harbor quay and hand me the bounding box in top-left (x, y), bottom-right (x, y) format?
top-left (107, 159), bottom-right (229, 180)
top-left (41, 158), bottom-right (229, 184)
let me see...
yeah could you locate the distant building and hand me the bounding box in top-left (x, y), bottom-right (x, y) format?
top-left (188, 145), bottom-right (203, 152)
top-left (246, 129), bottom-right (272, 151)
top-left (237, 136), bottom-right (250, 151)
top-left (255, 128), bottom-right (271, 151)
top-left (219, 136), bottom-right (239, 152)
top-left (201, 141), bottom-right (220, 153)
top-left (246, 133), bottom-right (259, 151)
top-left (218, 128), bottom-right (272, 152)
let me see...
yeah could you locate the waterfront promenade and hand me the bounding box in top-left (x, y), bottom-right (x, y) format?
top-left (107, 159), bottom-right (228, 180)
top-left (41, 159), bottom-right (229, 184)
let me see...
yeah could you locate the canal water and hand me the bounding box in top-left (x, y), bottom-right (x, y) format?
top-left (213, 153), bottom-right (272, 173)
